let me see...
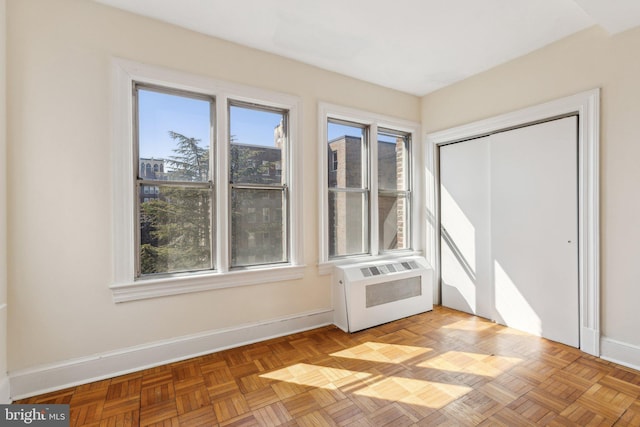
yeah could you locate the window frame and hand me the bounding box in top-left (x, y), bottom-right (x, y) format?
top-left (227, 100), bottom-right (290, 269)
top-left (377, 127), bottom-right (412, 253)
top-left (133, 82), bottom-right (216, 278)
top-left (318, 102), bottom-right (422, 274)
top-left (111, 58), bottom-right (304, 302)
top-left (326, 118), bottom-right (370, 258)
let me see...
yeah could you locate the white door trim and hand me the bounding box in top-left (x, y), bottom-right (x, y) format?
top-left (425, 89), bottom-right (600, 356)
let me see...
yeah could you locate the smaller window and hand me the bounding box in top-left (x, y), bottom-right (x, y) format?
top-left (327, 119), bottom-right (369, 258)
top-left (320, 103), bottom-right (418, 266)
top-left (378, 129), bottom-right (411, 252)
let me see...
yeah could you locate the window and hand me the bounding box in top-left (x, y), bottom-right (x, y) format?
top-left (135, 86), bottom-right (293, 276)
top-left (112, 59), bottom-right (303, 301)
top-left (135, 84), bottom-right (214, 276)
top-left (327, 119), bottom-right (368, 257)
top-left (229, 102), bottom-right (288, 268)
top-left (319, 103), bottom-right (419, 267)
top-left (377, 129), bottom-right (411, 252)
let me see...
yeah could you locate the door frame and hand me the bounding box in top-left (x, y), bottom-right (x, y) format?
top-left (425, 89), bottom-right (600, 356)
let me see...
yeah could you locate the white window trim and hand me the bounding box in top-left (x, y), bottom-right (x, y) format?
top-left (111, 58), bottom-right (304, 302)
top-left (317, 102), bottom-right (423, 275)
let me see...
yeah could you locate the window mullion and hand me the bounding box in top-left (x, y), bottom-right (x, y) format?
top-left (209, 96), bottom-right (216, 271)
top-left (216, 94), bottom-right (230, 273)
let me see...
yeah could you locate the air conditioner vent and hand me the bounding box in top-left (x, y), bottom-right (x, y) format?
top-left (359, 260), bottom-right (420, 278)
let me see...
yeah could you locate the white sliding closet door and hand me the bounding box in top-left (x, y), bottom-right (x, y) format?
top-left (491, 117), bottom-right (578, 346)
top-left (440, 136), bottom-right (493, 319)
top-left (440, 116), bottom-right (579, 347)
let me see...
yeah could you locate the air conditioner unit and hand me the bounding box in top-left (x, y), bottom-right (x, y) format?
top-left (333, 257), bottom-right (433, 332)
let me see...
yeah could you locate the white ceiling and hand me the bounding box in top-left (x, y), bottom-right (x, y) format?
top-left (95, 0), bottom-right (640, 96)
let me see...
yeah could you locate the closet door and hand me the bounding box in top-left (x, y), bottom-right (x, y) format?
top-left (439, 116), bottom-right (579, 347)
top-left (490, 117), bottom-right (578, 347)
top-left (439, 136), bottom-right (493, 319)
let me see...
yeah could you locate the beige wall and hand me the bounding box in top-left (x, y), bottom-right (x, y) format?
top-left (422, 26), bottom-right (640, 348)
top-left (6, 0), bottom-right (419, 371)
top-left (0, 0), bottom-right (8, 401)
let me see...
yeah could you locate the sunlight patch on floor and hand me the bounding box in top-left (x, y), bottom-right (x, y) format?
top-left (330, 342), bottom-right (432, 364)
top-left (261, 363), bottom-right (371, 389)
top-left (260, 361), bottom-right (473, 409)
top-left (417, 351), bottom-right (522, 377)
top-left (441, 319), bottom-right (495, 331)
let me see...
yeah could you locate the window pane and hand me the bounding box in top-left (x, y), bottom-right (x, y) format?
top-left (138, 88), bottom-right (211, 182)
top-left (378, 194), bottom-right (409, 251)
top-left (327, 120), bottom-right (365, 188)
top-left (328, 191), bottom-right (368, 257)
top-left (139, 185), bottom-right (212, 275)
top-left (231, 188), bottom-right (286, 267)
top-left (378, 130), bottom-right (409, 191)
top-left (230, 104), bottom-right (285, 185)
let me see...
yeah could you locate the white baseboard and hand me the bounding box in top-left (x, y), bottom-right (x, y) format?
top-left (10, 309), bottom-right (333, 400)
top-left (600, 336), bottom-right (640, 372)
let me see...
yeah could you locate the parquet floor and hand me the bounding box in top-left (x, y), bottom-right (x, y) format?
top-left (15, 306), bottom-right (640, 426)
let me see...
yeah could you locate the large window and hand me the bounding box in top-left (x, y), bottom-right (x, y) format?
top-left (135, 85), bottom-right (292, 277)
top-left (112, 60), bottom-right (303, 301)
top-left (321, 103), bottom-right (418, 265)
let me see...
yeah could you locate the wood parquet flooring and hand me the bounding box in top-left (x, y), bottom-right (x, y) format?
top-left (15, 306), bottom-right (640, 426)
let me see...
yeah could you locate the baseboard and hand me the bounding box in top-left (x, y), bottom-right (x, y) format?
top-left (600, 336), bottom-right (640, 372)
top-left (10, 308), bottom-right (333, 400)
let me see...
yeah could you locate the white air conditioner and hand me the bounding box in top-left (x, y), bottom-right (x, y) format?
top-left (333, 257), bottom-right (433, 332)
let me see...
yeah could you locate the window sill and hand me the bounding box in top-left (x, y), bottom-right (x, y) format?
top-left (110, 264), bottom-right (307, 303)
top-left (317, 250), bottom-right (424, 276)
